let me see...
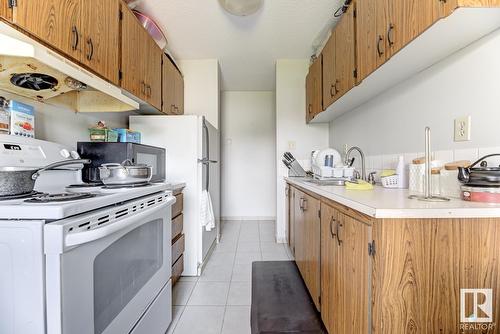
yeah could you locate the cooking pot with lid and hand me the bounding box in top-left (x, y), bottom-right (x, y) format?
top-left (457, 154), bottom-right (500, 186)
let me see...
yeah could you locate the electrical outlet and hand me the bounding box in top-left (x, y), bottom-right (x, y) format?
top-left (454, 116), bottom-right (471, 142)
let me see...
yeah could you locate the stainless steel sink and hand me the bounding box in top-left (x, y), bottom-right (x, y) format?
top-left (305, 178), bottom-right (354, 186)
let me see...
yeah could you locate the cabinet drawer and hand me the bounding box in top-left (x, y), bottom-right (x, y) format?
top-left (172, 234), bottom-right (185, 265)
top-left (172, 254), bottom-right (184, 285)
top-left (172, 213), bottom-right (183, 241)
top-left (172, 193), bottom-right (183, 218)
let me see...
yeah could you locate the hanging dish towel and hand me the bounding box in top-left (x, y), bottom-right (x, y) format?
top-left (200, 190), bottom-right (215, 231)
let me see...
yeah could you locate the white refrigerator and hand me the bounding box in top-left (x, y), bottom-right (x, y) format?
top-left (130, 115), bottom-right (220, 276)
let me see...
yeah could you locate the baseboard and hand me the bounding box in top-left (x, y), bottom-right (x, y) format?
top-left (221, 216), bottom-right (276, 221)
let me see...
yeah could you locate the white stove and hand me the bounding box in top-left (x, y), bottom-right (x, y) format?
top-left (0, 135), bottom-right (174, 334)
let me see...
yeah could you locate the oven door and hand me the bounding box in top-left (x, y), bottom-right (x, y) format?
top-left (44, 194), bottom-right (174, 334)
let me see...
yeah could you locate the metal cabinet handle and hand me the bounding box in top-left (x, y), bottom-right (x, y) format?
top-left (330, 84), bottom-right (335, 97)
top-left (170, 104), bottom-right (176, 113)
top-left (86, 37), bottom-right (94, 61)
top-left (336, 221), bottom-right (343, 246)
top-left (387, 24), bottom-right (395, 47)
top-left (299, 197), bottom-right (304, 210)
top-left (146, 84), bottom-right (152, 97)
top-left (308, 104), bottom-right (313, 114)
top-left (71, 26), bottom-right (79, 51)
top-left (334, 80), bottom-right (340, 95)
top-left (329, 217), bottom-right (336, 239)
top-left (377, 35), bottom-right (384, 57)
top-left (302, 198), bottom-right (308, 211)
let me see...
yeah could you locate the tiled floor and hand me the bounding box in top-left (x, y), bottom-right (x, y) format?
top-left (167, 220), bottom-right (294, 334)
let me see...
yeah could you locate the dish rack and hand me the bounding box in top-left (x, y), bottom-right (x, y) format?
top-left (381, 174), bottom-right (400, 188)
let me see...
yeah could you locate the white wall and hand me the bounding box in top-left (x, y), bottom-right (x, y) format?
top-left (221, 91), bottom-right (276, 220)
top-left (329, 29), bottom-right (500, 160)
top-left (179, 59), bottom-right (221, 129)
top-left (0, 90), bottom-right (131, 149)
top-left (276, 60), bottom-right (329, 242)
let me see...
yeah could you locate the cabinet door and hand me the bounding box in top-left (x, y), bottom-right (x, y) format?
top-left (356, 0), bottom-right (387, 82)
top-left (144, 37), bottom-right (162, 110)
top-left (162, 54), bottom-right (177, 115)
top-left (386, 0), bottom-right (438, 58)
top-left (337, 212), bottom-right (371, 334)
top-left (334, 5), bottom-right (355, 100)
top-left (288, 186), bottom-right (295, 255)
top-left (311, 56), bottom-right (322, 118)
top-left (13, 0), bottom-right (82, 60)
top-left (322, 32), bottom-right (337, 109)
top-left (305, 71), bottom-right (314, 122)
top-left (174, 68), bottom-right (184, 114)
top-left (320, 203), bottom-right (341, 334)
top-left (80, 0), bottom-right (120, 85)
top-left (296, 192), bottom-right (321, 310)
top-left (121, 7), bottom-right (145, 99)
top-left (0, 0), bottom-right (12, 20)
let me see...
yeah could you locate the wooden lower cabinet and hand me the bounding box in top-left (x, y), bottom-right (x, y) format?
top-left (293, 188), bottom-right (321, 310)
top-left (372, 218), bottom-right (500, 334)
top-left (320, 202), bottom-right (371, 334)
top-left (288, 183), bottom-right (500, 334)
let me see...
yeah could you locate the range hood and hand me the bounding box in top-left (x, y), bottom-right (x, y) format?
top-left (0, 22), bottom-right (139, 112)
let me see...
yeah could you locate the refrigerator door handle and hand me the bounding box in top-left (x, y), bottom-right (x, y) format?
top-left (198, 158), bottom-right (218, 164)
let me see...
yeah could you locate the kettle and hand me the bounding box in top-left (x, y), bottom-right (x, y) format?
top-left (458, 154), bottom-right (500, 185)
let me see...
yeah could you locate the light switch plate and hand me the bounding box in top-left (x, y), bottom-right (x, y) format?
top-left (454, 116), bottom-right (471, 142)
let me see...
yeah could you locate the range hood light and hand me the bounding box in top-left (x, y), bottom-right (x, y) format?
top-left (0, 33), bottom-right (34, 57)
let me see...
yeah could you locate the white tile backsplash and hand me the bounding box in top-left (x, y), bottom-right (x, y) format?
top-left (453, 148), bottom-right (479, 162)
top-left (363, 146), bottom-right (497, 173)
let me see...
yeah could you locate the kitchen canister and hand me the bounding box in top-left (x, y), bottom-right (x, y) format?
top-left (431, 168), bottom-right (441, 196)
top-left (440, 161), bottom-right (470, 199)
top-left (409, 163), bottom-right (425, 194)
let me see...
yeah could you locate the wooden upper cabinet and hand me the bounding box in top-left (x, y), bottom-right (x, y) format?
top-left (306, 56), bottom-right (322, 122)
top-left (334, 5), bottom-right (355, 102)
top-left (322, 31), bottom-right (337, 108)
top-left (12, 0), bottom-right (82, 60)
top-left (356, 0), bottom-right (381, 83)
top-left (162, 54), bottom-right (184, 115)
top-left (80, 0), bottom-right (120, 85)
top-left (121, 6), bottom-right (162, 111)
top-left (145, 37), bottom-right (162, 110)
top-left (121, 6), bottom-right (144, 99)
top-left (0, 0), bottom-right (12, 20)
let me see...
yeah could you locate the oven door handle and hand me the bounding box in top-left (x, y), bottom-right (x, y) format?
top-left (65, 198), bottom-right (175, 248)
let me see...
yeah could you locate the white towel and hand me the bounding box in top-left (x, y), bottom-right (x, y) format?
top-left (200, 190), bottom-right (215, 231)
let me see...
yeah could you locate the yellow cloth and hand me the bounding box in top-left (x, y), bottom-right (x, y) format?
top-left (380, 169), bottom-right (396, 177)
top-left (345, 180), bottom-right (374, 190)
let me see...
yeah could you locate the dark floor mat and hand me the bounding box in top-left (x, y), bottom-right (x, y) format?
top-left (251, 261), bottom-right (327, 334)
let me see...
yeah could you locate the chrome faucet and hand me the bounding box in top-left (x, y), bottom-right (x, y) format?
top-left (344, 146), bottom-right (366, 181)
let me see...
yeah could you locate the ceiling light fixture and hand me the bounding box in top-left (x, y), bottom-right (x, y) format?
top-left (219, 0), bottom-right (263, 16)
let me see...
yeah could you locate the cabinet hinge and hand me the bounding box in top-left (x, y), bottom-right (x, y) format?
top-left (353, 8), bottom-right (357, 18)
top-left (118, 70), bottom-right (123, 81)
top-left (368, 240), bottom-right (376, 257)
top-left (318, 295), bottom-right (321, 306)
top-left (8, 0), bottom-right (17, 8)
top-left (318, 209), bottom-right (321, 219)
top-left (119, 10), bottom-right (123, 20)
top-left (353, 69), bottom-right (358, 79)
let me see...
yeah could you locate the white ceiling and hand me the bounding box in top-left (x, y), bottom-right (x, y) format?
top-left (136, 0), bottom-right (343, 91)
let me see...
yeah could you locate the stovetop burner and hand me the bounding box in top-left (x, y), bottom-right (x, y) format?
top-left (0, 191), bottom-right (45, 201)
top-left (102, 183), bottom-right (152, 189)
top-left (25, 192), bottom-right (96, 203)
top-left (67, 182), bottom-right (104, 188)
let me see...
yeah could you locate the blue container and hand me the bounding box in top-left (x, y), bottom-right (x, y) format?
top-left (114, 128), bottom-right (141, 143)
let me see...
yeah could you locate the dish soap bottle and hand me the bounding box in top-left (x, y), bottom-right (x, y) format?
top-left (0, 96), bottom-right (10, 134)
top-left (396, 155), bottom-right (409, 189)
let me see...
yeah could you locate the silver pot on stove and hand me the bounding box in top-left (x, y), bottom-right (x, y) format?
top-left (98, 159), bottom-right (152, 186)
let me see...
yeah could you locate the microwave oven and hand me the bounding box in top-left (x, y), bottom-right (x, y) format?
top-left (77, 142), bottom-right (166, 183)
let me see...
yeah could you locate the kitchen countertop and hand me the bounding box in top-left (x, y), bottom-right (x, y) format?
top-left (286, 177), bottom-right (500, 219)
top-left (166, 181), bottom-right (186, 191)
